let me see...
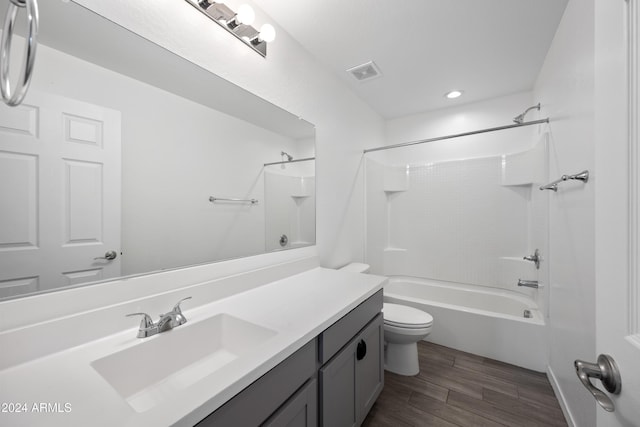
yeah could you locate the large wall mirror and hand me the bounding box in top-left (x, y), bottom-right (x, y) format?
top-left (0, 0), bottom-right (315, 300)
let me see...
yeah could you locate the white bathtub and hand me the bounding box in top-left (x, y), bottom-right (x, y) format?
top-left (384, 276), bottom-right (547, 372)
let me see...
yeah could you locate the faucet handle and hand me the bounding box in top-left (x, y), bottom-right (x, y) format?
top-left (172, 296), bottom-right (192, 314)
top-left (126, 312), bottom-right (154, 329)
top-left (523, 249), bottom-right (541, 269)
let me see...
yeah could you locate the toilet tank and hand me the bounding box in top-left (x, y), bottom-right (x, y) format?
top-left (339, 263), bottom-right (370, 273)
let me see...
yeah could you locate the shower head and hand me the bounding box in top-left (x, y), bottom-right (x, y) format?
top-left (513, 103), bottom-right (541, 124)
top-left (281, 151), bottom-right (293, 162)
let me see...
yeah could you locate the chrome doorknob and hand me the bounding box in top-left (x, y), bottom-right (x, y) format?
top-left (574, 354), bottom-right (621, 412)
top-left (94, 250), bottom-right (117, 261)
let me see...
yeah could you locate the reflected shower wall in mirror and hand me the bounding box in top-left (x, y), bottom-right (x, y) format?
top-left (264, 159), bottom-right (316, 252)
top-left (0, 0), bottom-right (315, 300)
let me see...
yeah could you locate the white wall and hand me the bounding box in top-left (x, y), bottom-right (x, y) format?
top-left (533, 0), bottom-right (596, 425)
top-left (74, 0), bottom-right (385, 268)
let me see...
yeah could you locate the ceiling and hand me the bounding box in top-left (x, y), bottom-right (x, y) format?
top-left (253, 0), bottom-right (568, 119)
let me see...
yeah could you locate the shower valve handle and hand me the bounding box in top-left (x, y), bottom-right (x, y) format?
top-left (523, 249), bottom-right (541, 269)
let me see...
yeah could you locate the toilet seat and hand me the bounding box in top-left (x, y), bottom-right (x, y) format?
top-left (383, 303), bottom-right (433, 329)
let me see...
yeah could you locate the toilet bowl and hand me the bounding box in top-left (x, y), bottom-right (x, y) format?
top-left (338, 263), bottom-right (434, 376)
top-left (383, 302), bottom-right (433, 376)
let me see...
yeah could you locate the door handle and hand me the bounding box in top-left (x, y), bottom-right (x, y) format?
top-left (94, 250), bottom-right (117, 261)
top-left (574, 354), bottom-right (621, 412)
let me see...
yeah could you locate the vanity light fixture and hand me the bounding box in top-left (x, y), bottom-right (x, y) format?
top-left (445, 90), bottom-right (463, 99)
top-left (186, 1), bottom-right (276, 57)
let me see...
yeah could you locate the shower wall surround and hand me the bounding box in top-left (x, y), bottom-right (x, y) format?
top-left (365, 139), bottom-right (547, 299)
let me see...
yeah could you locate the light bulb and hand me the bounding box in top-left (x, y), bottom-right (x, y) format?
top-left (236, 4), bottom-right (255, 26)
top-left (445, 90), bottom-right (463, 99)
top-left (259, 23), bottom-right (276, 43)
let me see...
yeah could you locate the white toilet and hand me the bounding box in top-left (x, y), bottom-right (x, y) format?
top-left (339, 263), bottom-right (434, 376)
top-left (382, 302), bottom-right (433, 376)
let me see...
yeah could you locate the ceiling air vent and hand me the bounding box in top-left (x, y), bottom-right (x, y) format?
top-left (346, 61), bottom-right (382, 82)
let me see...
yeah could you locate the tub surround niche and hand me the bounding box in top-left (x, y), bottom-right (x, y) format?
top-left (0, 255), bottom-right (386, 426)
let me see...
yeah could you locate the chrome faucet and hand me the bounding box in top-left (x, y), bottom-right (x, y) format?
top-left (517, 279), bottom-right (539, 289)
top-left (127, 297), bottom-right (192, 338)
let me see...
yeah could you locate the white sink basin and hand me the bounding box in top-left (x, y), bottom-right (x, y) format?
top-left (91, 313), bottom-right (277, 412)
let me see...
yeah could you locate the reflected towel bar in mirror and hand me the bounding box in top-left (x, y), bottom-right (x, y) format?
top-left (209, 196), bottom-right (259, 204)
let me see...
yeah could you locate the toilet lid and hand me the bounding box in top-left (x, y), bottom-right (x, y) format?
top-left (383, 303), bottom-right (433, 328)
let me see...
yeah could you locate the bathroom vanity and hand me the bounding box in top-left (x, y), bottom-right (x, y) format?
top-left (0, 260), bottom-right (385, 427)
top-left (198, 289), bottom-right (384, 427)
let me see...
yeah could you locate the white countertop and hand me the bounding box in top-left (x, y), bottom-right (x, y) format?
top-left (0, 267), bottom-right (385, 427)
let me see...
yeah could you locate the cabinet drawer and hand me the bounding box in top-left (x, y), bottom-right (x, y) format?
top-left (318, 289), bottom-right (383, 364)
top-left (196, 339), bottom-right (317, 427)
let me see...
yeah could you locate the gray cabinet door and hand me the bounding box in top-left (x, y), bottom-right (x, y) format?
top-left (263, 379), bottom-right (317, 427)
top-left (355, 314), bottom-right (384, 423)
top-left (319, 339), bottom-right (358, 427)
top-left (319, 313), bottom-right (384, 427)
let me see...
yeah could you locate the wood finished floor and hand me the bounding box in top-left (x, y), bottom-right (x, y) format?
top-left (362, 342), bottom-right (568, 427)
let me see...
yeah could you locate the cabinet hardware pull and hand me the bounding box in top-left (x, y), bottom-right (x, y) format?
top-left (356, 339), bottom-right (367, 360)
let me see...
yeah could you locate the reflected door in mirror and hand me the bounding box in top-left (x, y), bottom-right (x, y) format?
top-left (0, 93), bottom-right (122, 298)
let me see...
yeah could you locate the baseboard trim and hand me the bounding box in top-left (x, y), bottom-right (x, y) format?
top-left (547, 365), bottom-right (577, 427)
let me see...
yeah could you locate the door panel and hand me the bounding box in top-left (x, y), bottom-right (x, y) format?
top-left (594, 0), bottom-right (640, 424)
top-left (64, 159), bottom-right (104, 244)
top-left (0, 151), bottom-right (38, 249)
top-left (0, 103), bottom-right (38, 136)
top-left (0, 92), bottom-right (121, 298)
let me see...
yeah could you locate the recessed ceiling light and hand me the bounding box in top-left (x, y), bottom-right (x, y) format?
top-left (445, 90), bottom-right (463, 99)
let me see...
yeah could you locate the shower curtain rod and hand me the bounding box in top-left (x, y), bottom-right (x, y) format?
top-left (263, 156), bottom-right (316, 167)
top-left (362, 118), bottom-right (549, 154)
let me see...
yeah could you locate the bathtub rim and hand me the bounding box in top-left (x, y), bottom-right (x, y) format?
top-left (384, 275), bottom-right (545, 325)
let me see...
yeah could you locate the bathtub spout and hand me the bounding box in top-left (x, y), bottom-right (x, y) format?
top-left (518, 279), bottom-right (539, 289)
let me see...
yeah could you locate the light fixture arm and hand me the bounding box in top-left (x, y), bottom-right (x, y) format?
top-left (184, 0), bottom-right (275, 57)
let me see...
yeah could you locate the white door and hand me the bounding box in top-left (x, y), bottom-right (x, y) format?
top-left (0, 92), bottom-right (121, 298)
top-left (593, 0), bottom-right (640, 425)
